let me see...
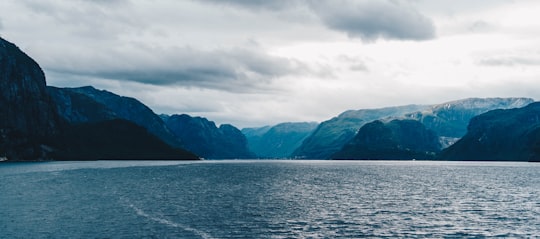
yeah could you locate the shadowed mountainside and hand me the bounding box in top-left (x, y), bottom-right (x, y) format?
top-left (333, 119), bottom-right (440, 160)
top-left (162, 114), bottom-right (254, 159)
top-left (50, 119), bottom-right (198, 160)
top-left (0, 37), bottom-right (62, 160)
top-left (0, 37), bottom-right (198, 161)
top-left (54, 86), bottom-right (183, 149)
top-left (439, 102), bottom-right (540, 161)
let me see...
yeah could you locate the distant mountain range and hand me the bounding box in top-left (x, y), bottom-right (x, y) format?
top-left (161, 114), bottom-right (254, 159)
top-left (291, 105), bottom-right (430, 159)
top-left (49, 86), bottom-right (254, 159)
top-left (2, 36), bottom-right (539, 162)
top-left (403, 97), bottom-right (534, 147)
top-left (242, 122), bottom-right (318, 158)
top-left (293, 98), bottom-right (532, 160)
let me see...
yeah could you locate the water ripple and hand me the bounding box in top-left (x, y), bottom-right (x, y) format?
top-left (126, 201), bottom-right (215, 239)
top-left (1, 160), bottom-right (539, 238)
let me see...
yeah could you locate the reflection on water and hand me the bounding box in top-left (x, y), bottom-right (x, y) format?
top-left (1, 160), bottom-right (539, 238)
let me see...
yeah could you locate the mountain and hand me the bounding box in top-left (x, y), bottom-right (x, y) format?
top-left (439, 102), bottom-right (540, 161)
top-left (243, 122), bottom-right (318, 158)
top-left (47, 86), bottom-right (116, 123)
top-left (332, 119), bottom-right (441, 160)
top-left (0, 37), bottom-right (197, 161)
top-left (291, 105), bottom-right (428, 159)
top-left (48, 86), bottom-right (182, 149)
top-left (404, 98), bottom-right (534, 147)
top-left (162, 114), bottom-right (254, 159)
top-left (291, 98), bottom-right (534, 160)
top-left (50, 119), bottom-right (198, 160)
top-left (0, 37), bottom-right (62, 161)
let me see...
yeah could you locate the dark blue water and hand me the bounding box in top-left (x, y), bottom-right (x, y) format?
top-left (1, 160), bottom-right (539, 238)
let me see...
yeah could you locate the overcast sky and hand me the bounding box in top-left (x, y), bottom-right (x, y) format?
top-left (1, 0), bottom-right (539, 128)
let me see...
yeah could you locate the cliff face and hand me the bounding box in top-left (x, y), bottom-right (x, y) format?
top-left (163, 114), bottom-right (254, 159)
top-left (333, 119), bottom-right (441, 160)
top-left (0, 38), bottom-right (60, 135)
top-left (0, 37), bottom-right (62, 160)
top-left (439, 102), bottom-right (540, 161)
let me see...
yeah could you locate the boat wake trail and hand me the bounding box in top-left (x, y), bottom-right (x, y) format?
top-left (126, 202), bottom-right (215, 239)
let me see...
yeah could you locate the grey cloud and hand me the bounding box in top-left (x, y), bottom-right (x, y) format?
top-left (49, 46), bottom-right (306, 93)
top-left (310, 0), bottom-right (435, 41)
top-left (196, 0), bottom-right (435, 41)
top-left (20, 0), bottom-right (140, 39)
top-left (0, 18), bottom-right (3, 30)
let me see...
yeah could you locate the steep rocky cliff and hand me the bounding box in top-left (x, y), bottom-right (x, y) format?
top-left (0, 37), bottom-right (62, 160)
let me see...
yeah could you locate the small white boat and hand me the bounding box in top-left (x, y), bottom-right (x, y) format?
top-left (0, 157), bottom-right (8, 162)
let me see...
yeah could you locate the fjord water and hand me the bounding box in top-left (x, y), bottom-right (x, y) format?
top-left (1, 161), bottom-right (539, 238)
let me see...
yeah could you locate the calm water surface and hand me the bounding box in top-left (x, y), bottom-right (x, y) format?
top-left (1, 160), bottom-right (539, 238)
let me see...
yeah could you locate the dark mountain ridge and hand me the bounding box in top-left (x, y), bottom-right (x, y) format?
top-left (0, 37), bottom-right (62, 160)
top-left (0, 37), bottom-right (198, 161)
top-left (47, 86), bottom-right (117, 123)
top-left (439, 102), bottom-right (540, 161)
top-left (333, 119), bottom-right (441, 160)
top-left (163, 114), bottom-right (254, 159)
top-left (60, 86), bottom-right (183, 148)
